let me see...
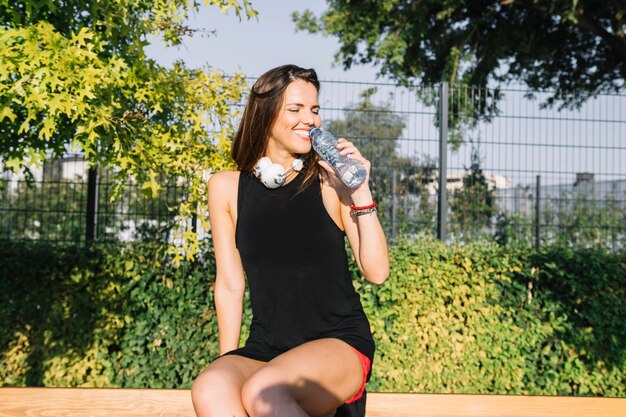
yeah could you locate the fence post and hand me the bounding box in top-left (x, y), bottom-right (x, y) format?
top-left (437, 82), bottom-right (449, 241)
top-left (391, 168), bottom-right (397, 241)
top-left (535, 175), bottom-right (541, 250)
top-left (86, 166), bottom-right (98, 242)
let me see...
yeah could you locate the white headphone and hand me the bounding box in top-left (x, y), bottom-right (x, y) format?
top-left (254, 157), bottom-right (305, 189)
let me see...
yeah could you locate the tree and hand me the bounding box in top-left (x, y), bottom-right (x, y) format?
top-left (450, 147), bottom-right (497, 236)
top-left (1, 0), bottom-right (256, 261)
top-left (293, 0), bottom-right (626, 109)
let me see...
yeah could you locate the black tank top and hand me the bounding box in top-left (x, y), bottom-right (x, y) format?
top-left (230, 170), bottom-right (375, 363)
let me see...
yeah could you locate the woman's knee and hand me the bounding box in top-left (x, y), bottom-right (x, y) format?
top-left (241, 373), bottom-right (269, 416)
top-left (192, 367), bottom-right (243, 414)
top-left (192, 356), bottom-right (266, 416)
top-left (191, 369), bottom-right (221, 406)
top-left (241, 370), bottom-right (295, 416)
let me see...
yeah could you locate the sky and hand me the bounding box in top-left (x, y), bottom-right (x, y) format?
top-left (145, 1), bottom-right (382, 81)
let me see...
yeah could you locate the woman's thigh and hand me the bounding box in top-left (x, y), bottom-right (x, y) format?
top-left (241, 338), bottom-right (364, 417)
top-left (192, 354), bottom-right (265, 417)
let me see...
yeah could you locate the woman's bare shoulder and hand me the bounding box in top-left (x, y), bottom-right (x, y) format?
top-left (208, 170), bottom-right (241, 191)
top-left (208, 170), bottom-right (241, 211)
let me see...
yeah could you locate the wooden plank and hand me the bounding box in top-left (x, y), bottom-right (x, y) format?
top-left (365, 393), bottom-right (626, 417)
top-left (0, 388), bottom-right (625, 417)
top-left (0, 388), bottom-right (194, 417)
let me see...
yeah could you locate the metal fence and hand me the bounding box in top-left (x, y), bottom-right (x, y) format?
top-left (0, 160), bottom-right (189, 243)
top-left (320, 80), bottom-right (626, 249)
top-left (1, 79), bottom-right (625, 249)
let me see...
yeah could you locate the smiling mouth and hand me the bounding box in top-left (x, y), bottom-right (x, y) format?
top-left (294, 130), bottom-right (310, 139)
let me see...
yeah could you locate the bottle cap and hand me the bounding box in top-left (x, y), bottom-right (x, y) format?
top-left (309, 127), bottom-right (321, 138)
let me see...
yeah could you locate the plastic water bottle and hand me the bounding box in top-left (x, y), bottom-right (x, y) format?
top-left (309, 127), bottom-right (368, 189)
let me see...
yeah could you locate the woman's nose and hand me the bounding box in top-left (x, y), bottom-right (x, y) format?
top-left (303, 111), bottom-right (317, 126)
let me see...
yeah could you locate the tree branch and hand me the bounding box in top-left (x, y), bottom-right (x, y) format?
top-left (505, 0), bottom-right (626, 59)
top-left (574, 4), bottom-right (626, 59)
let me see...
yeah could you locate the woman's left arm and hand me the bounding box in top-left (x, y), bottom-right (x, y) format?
top-left (335, 139), bottom-right (389, 285)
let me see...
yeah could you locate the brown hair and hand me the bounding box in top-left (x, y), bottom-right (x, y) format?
top-left (232, 64), bottom-right (321, 188)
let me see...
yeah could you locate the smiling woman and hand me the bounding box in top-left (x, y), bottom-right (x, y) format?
top-left (190, 64), bottom-right (389, 417)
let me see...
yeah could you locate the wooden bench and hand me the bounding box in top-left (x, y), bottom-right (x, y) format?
top-left (0, 388), bottom-right (625, 416)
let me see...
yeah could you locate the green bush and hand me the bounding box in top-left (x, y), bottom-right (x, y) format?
top-left (1, 239), bottom-right (624, 396)
top-left (359, 240), bottom-right (626, 396)
top-left (0, 240), bottom-right (230, 388)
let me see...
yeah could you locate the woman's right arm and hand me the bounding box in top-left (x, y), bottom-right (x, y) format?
top-left (207, 171), bottom-right (245, 355)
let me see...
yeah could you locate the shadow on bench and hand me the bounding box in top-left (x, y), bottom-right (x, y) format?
top-left (0, 388), bottom-right (625, 416)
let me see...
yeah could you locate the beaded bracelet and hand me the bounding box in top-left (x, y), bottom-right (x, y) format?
top-left (350, 200), bottom-right (377, 216)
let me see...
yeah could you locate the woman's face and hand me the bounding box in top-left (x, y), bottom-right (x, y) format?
top-left (267, 79), bottom-right (321, 159)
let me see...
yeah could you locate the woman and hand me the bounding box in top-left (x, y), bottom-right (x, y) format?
top-left (192, 64), bottom-right (389, 417)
